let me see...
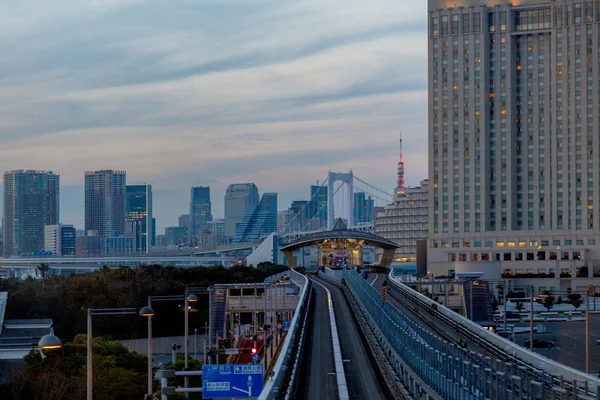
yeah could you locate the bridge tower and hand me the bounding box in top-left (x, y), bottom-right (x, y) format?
top-left (327, 171), bottom-right (354, 230)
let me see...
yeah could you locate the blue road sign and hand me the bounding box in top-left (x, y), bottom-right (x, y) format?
top-left (252, 353), bottom-right (259, 362)
top-left (202, 364), bottom-right (264, 398)
top-left (283, 320), bottom-right (291, 329)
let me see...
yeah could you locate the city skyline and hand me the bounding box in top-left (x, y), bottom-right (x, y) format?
top-left (0, 0), bottom-right (428, 232)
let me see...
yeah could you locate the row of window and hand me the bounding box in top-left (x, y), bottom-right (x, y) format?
top-left (431, 3), bottom-right (600, 38)
top-left (448, 250), bottom-right (582, 262)
top-left (433, 238), bottom-right (597, 249)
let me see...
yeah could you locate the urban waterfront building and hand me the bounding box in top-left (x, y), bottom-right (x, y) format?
top-left (224, 183), bottom-right (259, 238)
top-left (3, 170), bottom-right (60, 256)
top-left (165, 226), bottom-right (187, 247)
top-left (189, 186), bottom-right (212, 246)
top-left (104, 235), bottom-right (135, 254)
top-left (428, 0), bottom-right (600, 288)
top-left (85, 170), bottom-right (126, 239)
top-left (309, 184), bottom-right (328, 228)
top-left (44, 224), bottom-right (76, 256)
top-left (233, 193), bottom-right (278, 242)
top-left (353, 192), bottom-right (375, 224)
top-left (375, 180), bottom-right (429, 263)
top-left (208, 218), bottom-right (227, 245)
top-left (126, 184), bottom-right (153, 253)
top-left (178, 214), bottom-right (190, 244)
top-left (277, 210), bottom-right (295, 234)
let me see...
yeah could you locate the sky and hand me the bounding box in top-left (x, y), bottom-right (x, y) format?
top-left (0, 0), bottom-right (428, 232)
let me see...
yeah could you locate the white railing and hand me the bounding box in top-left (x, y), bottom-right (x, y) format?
top-left (259, 269), bottom-right (310, 399)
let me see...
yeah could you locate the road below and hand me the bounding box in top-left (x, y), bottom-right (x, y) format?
top-left (298, 278), bottom-right (337, 400)
top-left (314, 275), bottom-right (389, 400)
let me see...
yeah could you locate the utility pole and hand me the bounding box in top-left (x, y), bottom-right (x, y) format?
top-left (529, 285), bottom-right (534, 352)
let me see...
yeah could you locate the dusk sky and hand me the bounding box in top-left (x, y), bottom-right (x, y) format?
top-left (0, 0), bottom-right (428, 232)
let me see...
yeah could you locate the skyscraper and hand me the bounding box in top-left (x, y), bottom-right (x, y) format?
top-left (85, 170), bottom-right (126, 239)
top-left (353, 192), bottom-right (375, 224)
top-left (428, 0), bottom-right (600, 276)
top-left (309, 185), bottom-right (328, 228)
top-left (189, 186), bottom-right (212, 246)
top-left (233, 193), bottom-right (278, 242)
top-left (126, 184), bottom-right (153, 253)
top-left (3, 170), bottom-right (60, 256)
top-left (224, 183), bottom-right (259, 238)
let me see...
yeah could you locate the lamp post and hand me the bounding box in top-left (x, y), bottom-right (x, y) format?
top-left (38, 334), bottom-right (62, 350)
top-left (87, 306), bottom-right (154, 400)
top-left (184, 293), bottom-right (198, 394)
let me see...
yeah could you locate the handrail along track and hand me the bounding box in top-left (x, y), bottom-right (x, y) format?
top-left (385, 270), bottom-right (600, 398)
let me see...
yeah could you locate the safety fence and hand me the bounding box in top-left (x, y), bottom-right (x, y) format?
top-left (346, 269), bottom-right (600, 400)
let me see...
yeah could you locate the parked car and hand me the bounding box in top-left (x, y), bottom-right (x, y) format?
top-left (523, 339), bottom-right (555, 348)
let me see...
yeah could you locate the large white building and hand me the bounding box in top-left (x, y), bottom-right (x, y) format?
top-left (427, 0), bottom-right (600, 289)
top-left (375, 180), bottom-right (429, 263)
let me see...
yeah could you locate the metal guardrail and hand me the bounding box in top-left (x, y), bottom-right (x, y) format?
top-left (345, 269), bottom-right (600, 400)
top-left (387, 270), bottom-right (600, 397)
top-left (258, 269), bottom-right (310, 400)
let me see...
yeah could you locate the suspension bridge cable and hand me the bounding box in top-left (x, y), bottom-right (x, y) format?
top-left (282, 177), bottom-right (329, 233)
top-left (353, 175), bottom-right (394, 199)
top-left (299, 181), bottom-right (344, 232)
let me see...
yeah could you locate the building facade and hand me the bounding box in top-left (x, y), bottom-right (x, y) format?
top-left (85, 170), bottom-right (126, 239)
top-left (233, 193), bottom-right (278, 242)
top-left (428, 0), bottom-right (600, 284)
top-left (375, 180), bottom-right (429, 263)
top-left (353, 192), bottom-right (375, 224)
top-left (125, 184), bottom-right (153, 253)
top-left (224, 183), bottom-right (259, 238)
top-left (44, 224), bottom-right (76, 256)
top-left (189, 186), bottom-right (212, 246)
top-left (309, 184), bottom-right (328, 228)
top-left (3, 170), bottom-right (60, 256)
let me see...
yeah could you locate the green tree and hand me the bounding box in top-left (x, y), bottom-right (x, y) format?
top-left (8, 338), bottom-right (148, 400)
top-left (543, 296), bottom-right (555, 312)
top-left (515, 302), bottom-right (524, 313)
top-left (568, 294), bottom-right (583, 311)
top-left (37, 263), bottom-right (50, 290)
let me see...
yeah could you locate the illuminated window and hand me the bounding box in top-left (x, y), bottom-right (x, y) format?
top-left (496, 241), bottom-right (505, 247)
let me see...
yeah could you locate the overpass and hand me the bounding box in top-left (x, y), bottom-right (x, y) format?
top-left (0, 256), bottom-right (241, 275)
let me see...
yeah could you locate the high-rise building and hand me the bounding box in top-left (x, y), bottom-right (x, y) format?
top-left (224, 183), bottom-right (259, 238)
top-left (208, 218), bottom-right (227, 245)
top-left (189, 186), bottom-right (212, 245)
top-left (375, 180), bottom-right (429, 263)
top-left (3, 170), bottom-right (60, 256)
top-left (289, 200), bottom-right (310, 232)
top-left (277, 210), bottom-right (295, 234)
top-left (233, 193), bottom-right (277, 242)
top-left (85, 170), bottom-right (126, 239)
top-left (126, 184), bottom-right (153, 253)
top-left (428, 0), bottom-right (600, 280)
top-left (353, 192), bottom-right (375, 224)
top-left (165, 226), bottom-right (187, 247)
top-left (44, 224), bottom-right (76, 256)
top-left (309, 185), bottom-right (328, 228)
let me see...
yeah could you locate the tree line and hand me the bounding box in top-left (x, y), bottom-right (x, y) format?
top-left (0, 263), bottom-right (287, 400)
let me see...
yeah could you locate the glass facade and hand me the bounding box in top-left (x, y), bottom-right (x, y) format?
top-left (3, 170), bottom-right (60, 256)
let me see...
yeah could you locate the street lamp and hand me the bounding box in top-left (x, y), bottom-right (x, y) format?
top-left (38, 334), bottom-right (62, 350)
top-left (184, 293), bottom-right (197, 394)
top-left (87, 307), bottom-right (154, 400)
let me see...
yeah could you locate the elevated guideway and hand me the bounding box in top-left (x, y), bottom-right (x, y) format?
top-left (344, 268), bottom-right (600, 399)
